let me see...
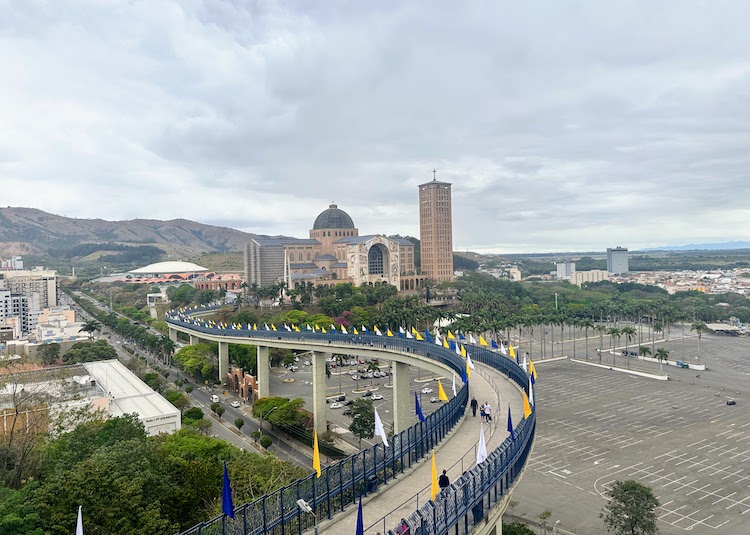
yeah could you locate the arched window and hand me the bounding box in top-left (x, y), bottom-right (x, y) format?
top-left (289, 253), bottom-right (294, 262)
top-left (298, 253), bottom-right (303, 261)
top-left (368, 245), bottom-right (385, 275)
top-left (307, 252), bottom-right (312, 261)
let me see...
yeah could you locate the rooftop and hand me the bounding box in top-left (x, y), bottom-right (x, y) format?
top-left (129, 261), bottom-right (208, 275)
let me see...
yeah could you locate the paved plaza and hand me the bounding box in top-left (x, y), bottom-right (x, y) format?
top-left (511, 332), bottom-right (750, 534)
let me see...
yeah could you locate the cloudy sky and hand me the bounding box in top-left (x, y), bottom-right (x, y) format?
top-left (1, 1), bottom-right (749, 253)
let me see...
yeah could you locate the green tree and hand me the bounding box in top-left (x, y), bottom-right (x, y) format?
top-left (655, 347), bottom-right (669, 364)
top-left (0, 486), bottom-right (44, 534)
top-left (234, 418), bottom-right (245, 431)
top-left (601, 480), bottom-right (659, 535)
top-left (260, 435), bottom-right (273, 448)
top-left (621, 326), bottom-right (637, 368)
top-left (78, 319), bottom-right (102, 340)
top-left (183, 407), bottom-right (204, 421)
top-left (690, 321), bottom-right (708, 361)
top-left (348, 399), bottom-right (375, 448)
top-left (164, 390), bottom-right (189, 413)
top-left (502, 522), bottom-right (535, 535)
top-left (62, 339), bottom-right (118, 364)
top-left (173, 343), bottom-right (217, 380)
top-left (37, 343), bottom-right (61, 365)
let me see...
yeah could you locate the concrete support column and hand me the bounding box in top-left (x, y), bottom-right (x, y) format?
top-left (168, 328), bottom-right (178, 343)
top-left (218, 342), bottom-right (229, 384)
top-left (312, 351), bottom-right (329, 436)
top-left (392, 361), bottom-right (411, 434)
top-left (256, 345), bottom-right (270, 399)
top-left (189, 334), bottom-right (200, 346)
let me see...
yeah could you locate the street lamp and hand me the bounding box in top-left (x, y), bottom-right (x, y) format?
top-left (258, 406), bottom-right (279, 439)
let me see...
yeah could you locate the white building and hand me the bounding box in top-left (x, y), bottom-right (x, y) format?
top-left (607, 247), bottom-right (629, 275)
top-left (556, 261), bottom-right (576, 280)
top-left (571, 270), bottom-right (609, 287)
top-left (0, 268), bottom-right (58, 311)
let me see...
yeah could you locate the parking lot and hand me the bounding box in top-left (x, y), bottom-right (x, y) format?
top-left (270, 354), bottom-right (448, 448)
top-left (511, 333), bottom-right (750, 534)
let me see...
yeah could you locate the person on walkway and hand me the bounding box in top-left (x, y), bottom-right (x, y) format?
top-left (479, 403), bottom-right (486, 422)
top-left (484, 403), bottom-right (492, 422)
top-left (470, 397), bottom-right (478, 417)
top-left (438, 469), bottom-right (450, 490)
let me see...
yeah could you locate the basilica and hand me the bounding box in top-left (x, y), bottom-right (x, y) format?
top-left (244, 204), bottom-right (421, 291)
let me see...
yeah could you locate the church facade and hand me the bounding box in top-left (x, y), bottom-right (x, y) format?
top-left (244, 204), bottom-right (418, 290)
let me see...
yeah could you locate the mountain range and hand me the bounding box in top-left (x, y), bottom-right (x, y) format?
top-left (0, 207), bottom-right (260, 259)
top-left (638, 241), bottom-right (750, 252)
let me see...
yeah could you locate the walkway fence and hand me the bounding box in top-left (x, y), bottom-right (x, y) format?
top-left (167, 304), bottom-right (535, 535)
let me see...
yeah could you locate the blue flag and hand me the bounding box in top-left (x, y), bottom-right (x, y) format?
top-left (461, 364), bottom-right (468, 383)
top-left (459, 332), bottom-right (466, 341)
top-left (423, 330), bottom-right (432, 343)
top-left (507, 407), bottom-right (515, 441)
top-left (355, 495), bottom-right (364, 535)
top-left (415, 392), bottom-right (426, 423)
top-left (222, 462), bottom-right (234, 518)
top-left (449, 340), bottom-right (456, 352)
top-left (491, 339), bottom-right (498, 349)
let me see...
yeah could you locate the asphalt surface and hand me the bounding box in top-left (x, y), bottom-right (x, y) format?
top-left (511, 331), bottom-right (750, 534)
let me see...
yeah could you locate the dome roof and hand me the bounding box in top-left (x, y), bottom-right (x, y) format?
top-left (313, 204), bottom-right (355, 230)
top-left (129, 261), bottom-right (209, 275)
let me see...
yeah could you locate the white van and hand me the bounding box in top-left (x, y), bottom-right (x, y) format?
top-left (211, 395), bottom-right (220, 403)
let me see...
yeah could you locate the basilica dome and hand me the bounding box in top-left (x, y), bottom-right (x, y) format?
top-left (313, 204), bottom-right (355, 230)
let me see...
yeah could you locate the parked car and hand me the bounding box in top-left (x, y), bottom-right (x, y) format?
top-left (421, 388), bottom-right (433, 394)
top-left (303, 361), bottom-right (311, 366)
top-left (290, 366), bottom-right (299, 372)
top-left (343, 408), bottom-right (353, 416)
top-left (373, 371), bottom-right (381, 378)
top-left (336, 395), bottom-right (346, 402)
top-left (727, 399), bottom-right (737, 406)
top-left (351, 375), bottom-right (359, 380)
top-left (430, 397), bottom-right (439, 403)
top-left (231, 401), bottom-right (241, 408)
top-left (367, 372), bottom-right (374, 379)
top-left (294, 356), bottom-right (300, 362)
top-left (372, 394), bottom-right (383, 400)
top-left (362, 391), bottom-right (373, 397)
top-left (330, 403), bottom-right (343, 409)
top-left (344, 400), bottom-right (354, 406)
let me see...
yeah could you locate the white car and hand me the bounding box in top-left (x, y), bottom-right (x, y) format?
top-left (372, 394), bottom-right (383, 400)
top-left (421, 387), bottom-right (433, 394)
top-left (303, 361), bottom-right (311, 366)
top-left (231, 401), bottom-right (241, 408)
top-left (373, 371), bottom-right (381, 378)
top-left (330, 402), bottom-right (343, 409)
top-left (430, 397), bottom-right (439, 403)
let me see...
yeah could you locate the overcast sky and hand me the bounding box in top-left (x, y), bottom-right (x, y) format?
top-left (2, 1), bottom-right (749, 253)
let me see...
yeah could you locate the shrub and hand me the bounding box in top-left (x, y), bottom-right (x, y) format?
top-left (260, 435), bottom-right (272, 449)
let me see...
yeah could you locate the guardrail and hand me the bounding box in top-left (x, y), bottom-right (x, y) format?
top-left (167, 306), bottom-right (535, 535)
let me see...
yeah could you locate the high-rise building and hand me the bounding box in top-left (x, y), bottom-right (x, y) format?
top-left (607, 247), bottom-right (629, 275)
top-left (556, 261), bottom-right (576, 280)
top-left (419, 176), bottom-right (454, 282)
top-left (0, 268), bottom-right (58, 310)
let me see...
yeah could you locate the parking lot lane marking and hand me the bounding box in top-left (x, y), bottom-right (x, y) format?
top-left (698, 461), bottom-right (721, 473)
top-left (675, 455), bottom-right (699, 466)
top-left (712, 491), bottom-right (736, 505)
top-left (686, 483), bottom-right (712, 496)
top-left (725, 494), bottom-right (750, 510)
top-left (661, 475), bottom-right (687, 488)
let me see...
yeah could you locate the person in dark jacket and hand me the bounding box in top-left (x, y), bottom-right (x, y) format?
top-left (438, 470), bottom-right (450, 490)
top-left (470, 397), bottom-right (478, 417)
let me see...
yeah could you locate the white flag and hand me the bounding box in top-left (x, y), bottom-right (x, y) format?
top-left (469, 334), bottom-right (477, 344)
top-left (466, 353), bottom-right (476, 370)
top-left (406, 330), bottom-right (414, 339)
top-left (341, 326), bottom-right (348, 334)
top-left (476, 425), bottom-right (487, 464)
top-left (455, 343), bottom-right (461, 356)
top-left (76, 505), bottom-right (84, 535)
top-left (435, 333), bottom-right (442, 346)
top-left (529, 377), bottom-right (535, 406)
top-left (374, 408), bottom-right (388, 448)
top-left (452, 374), bottom-right (457, 397)
top-left (375, 326), bottom-right (383, 336)
top-left (499, 343), bottom-right (507, 356)
top-left (522, 355), bottom-right (528, 373)
top-left (399, 326), bottom-right (405, 335)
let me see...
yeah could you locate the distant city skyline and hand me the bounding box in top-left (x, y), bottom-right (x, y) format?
top-left (2, 2), bottom-right (749, 253)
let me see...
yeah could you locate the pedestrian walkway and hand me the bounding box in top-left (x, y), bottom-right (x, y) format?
top-left (318, 360), bottom-right (527, 535)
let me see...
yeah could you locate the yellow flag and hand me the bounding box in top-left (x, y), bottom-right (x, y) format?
top-left (447, 330), bottom-right (455, 340)
top-left (387, 328), bottom-right (394, 337)
top-left (509, 344), bottom-right (516, 359)
top-left (443, 338), bottom-right (449, 349)
top-left (466, 360), bottom-right (471, 379)
top-left (353, 327), bottom-right (359, 335)
top-left (271, 324), bottom-right (277, 331)
top-left (479, 335), bottom-right (488, 346)
top-left (321, 326), bottom-right (327, 333)
top-left (253, 323), bottom-right (257, 330)
top-left (529, 359), bottom-right (538, 381)
top-left (460, 344), bottom-right (467, 358)
top-left (437, 379), bottom-right (448, 401)
top-left (411, 326), bottom-right (418, 335)
top-left (416, 332), bottom-right (424, 341)
top-left (312, 429), bottom-right (321, 477)
top-left (294, 325), bottom-right (300, 332)
top-left (431, 451), bottom-right (439, 500)
top-left (523, 392), bottom-right (532, 419)
top-left (314, 324), bottom-right (319, 331)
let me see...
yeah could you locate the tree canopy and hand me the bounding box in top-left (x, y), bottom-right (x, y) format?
top-left (601, 480), bottom-right (659, 535)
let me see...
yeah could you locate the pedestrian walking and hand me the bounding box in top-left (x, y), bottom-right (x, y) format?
top-left (438, 469), bottom-right (450, 490)
top-left (484, 403), bottom-right (492, 422)
top-left (470, 397), bottom-right (478, 417)
top-left (479, 403), bottom-right (486, 422)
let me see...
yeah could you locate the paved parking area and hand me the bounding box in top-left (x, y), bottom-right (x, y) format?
top-left (511, 334), bottom-right (750, 534)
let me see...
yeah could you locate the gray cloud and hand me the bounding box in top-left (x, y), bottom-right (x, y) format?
top-left (1, 1), bottom-right (749, 252)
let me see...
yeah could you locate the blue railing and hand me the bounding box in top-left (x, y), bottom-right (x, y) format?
top-left (166, 307), bottom-right (534, 535)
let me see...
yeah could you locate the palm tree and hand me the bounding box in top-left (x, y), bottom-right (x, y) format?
top-left (638, 345), bottom-right (652, 358)
top-left (580, 319), bottom-right (594, 361)
top-left (691, 322), bottom-right (708, 362)
top-left (607, 327), bottom-right (621, 367)
top-left (651, 320), bottom-right (663, 361)
top-left (655, 347), bottom-right (669, 372)
top-left (621, 326), bottom-right (637, 368)
top-left (594, 324), bottom-right (608, 363)
top-left (79, 320), bottom-right (102, 340)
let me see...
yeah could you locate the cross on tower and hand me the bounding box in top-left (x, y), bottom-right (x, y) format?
top-left (432, 169), bottom-right (437, 180)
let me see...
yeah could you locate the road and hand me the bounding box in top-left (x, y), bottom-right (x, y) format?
top-left (65, 291), bottom-right (313, 468)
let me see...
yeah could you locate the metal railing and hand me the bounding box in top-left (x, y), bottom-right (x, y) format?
top-left (166, 306), bottom-right (535, 535)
